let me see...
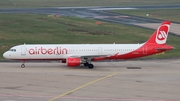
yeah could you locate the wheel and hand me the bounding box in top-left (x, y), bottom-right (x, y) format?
top-left (88, 64), bottom-right (94, 69)
top-left (84, 63), bottom-right (89, 66)
top-left (21, 64), bottom-right (25, 68)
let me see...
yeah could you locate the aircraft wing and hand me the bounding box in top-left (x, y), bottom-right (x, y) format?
top-left (68, 53), bottom-right (120, 61)
top-left (69, 54), bottom-right (110, 58)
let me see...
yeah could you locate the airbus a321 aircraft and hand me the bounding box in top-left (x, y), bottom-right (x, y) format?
top-left (3, 21), bottom-right (173, 69)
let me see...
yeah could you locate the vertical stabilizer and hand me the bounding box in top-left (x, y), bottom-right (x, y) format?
top-left (146, 21), bottom-right (171, 45)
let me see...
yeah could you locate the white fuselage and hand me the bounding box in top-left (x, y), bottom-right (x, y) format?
top-left (3, 44), bottom-right (143, 60)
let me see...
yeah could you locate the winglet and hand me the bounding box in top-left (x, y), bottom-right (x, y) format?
top-left (146, 21), bottom-right (171, 45)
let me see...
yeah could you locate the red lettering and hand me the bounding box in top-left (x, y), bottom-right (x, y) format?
top-left (41, 47), bottom-right (47, 55)
top-left (59, 47), bottom-right (61, 54)
top-left (38, 48), bottom-right (41, 54)
top-left (54, 47), bottom-right (58, 54)
top-left (62, 48), bottom-right (68, 54)
top-left (28, 47), bottom-right (68, 55)
top-left (48, 48), bottom-right (53, 54)
top-left (35, 47), bottom-right (37, 54)
top-left (29, 49), bottom-right (35, 55)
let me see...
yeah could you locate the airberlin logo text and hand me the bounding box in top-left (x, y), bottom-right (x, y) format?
top-left (28, 47), bottom-right (68, 55)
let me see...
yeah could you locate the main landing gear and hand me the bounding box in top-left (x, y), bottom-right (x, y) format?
top-left (84, 62), bottom-right (94, 69)
top-left (83, 58), bottom-right (94, 69)
top-left (21, 60), bottom-right (25, 68)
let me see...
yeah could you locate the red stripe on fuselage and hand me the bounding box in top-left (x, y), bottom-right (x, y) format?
top-left (92, 44), bottom-right (173, 61)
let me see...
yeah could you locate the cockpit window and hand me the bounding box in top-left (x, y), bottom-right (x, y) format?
top-left (9, 49), bottom-right (16, 52)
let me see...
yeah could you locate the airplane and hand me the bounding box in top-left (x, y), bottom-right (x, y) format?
top-left (3, 21), bottom-right (173, 69)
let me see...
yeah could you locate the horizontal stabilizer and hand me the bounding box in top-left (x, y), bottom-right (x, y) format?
top-left (155, 46), bottom-right (174, 51)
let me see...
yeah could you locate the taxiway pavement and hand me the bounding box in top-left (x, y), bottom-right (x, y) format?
top-left (0, 59), bottom-right (180, 101)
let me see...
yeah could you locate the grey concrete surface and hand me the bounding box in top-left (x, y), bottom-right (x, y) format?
top-left (0, 59), bottom-right (180, 101)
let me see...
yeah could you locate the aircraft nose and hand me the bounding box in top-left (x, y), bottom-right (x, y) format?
top-left (3, 52), bottom-right (10, 59)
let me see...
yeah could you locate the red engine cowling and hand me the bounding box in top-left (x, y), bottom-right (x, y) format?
top-left (67, 57), bottom-right (81, 67)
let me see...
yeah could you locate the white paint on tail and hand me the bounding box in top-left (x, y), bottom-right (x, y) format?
top-left (155, 24), bottom-right (170, 44)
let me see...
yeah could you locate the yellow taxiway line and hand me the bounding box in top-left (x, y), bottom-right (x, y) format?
top-left (48, 72), bottom-right (118, 101)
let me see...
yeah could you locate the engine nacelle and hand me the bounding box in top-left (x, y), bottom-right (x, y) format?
top-left (67, 57), bottom-right (81, 67)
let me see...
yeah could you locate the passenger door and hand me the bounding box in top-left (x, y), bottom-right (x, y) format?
top-left (21, 45), bottom-right (26, 55)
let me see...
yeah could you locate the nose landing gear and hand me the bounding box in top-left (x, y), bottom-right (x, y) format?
top-left (21, 60), bottom-right (26, 68)
top-left (21, 64), bottom-right (25, 68)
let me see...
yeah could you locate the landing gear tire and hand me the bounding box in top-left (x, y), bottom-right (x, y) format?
top-left (21, 64), bottom-right (25, 68)
top-left (88, 64), bottom-right (94, 69)
top-left (84, 63), bottom-right (89, 66)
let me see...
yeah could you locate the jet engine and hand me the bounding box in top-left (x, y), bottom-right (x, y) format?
top-left (67, 57), bottom-right (81, 67)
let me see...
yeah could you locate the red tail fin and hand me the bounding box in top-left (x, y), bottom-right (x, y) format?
top-left (146, 21), bottom-right (171, 45)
